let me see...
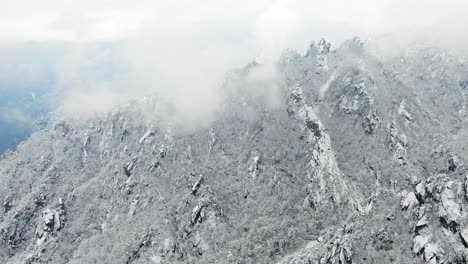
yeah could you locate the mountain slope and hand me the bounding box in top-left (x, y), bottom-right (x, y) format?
top-left (1, 38), bottom-right (468, 264)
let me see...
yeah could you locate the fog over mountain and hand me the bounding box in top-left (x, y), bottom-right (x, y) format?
top-left (1, 1), bottom-right (468, 264)
top-left (1, 0), bottom-right (468, 127)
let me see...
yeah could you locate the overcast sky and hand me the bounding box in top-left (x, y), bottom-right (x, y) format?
top-left (1, 0), bottom-right (467, 45)
top-left (1, 0), bottom-right (468, 125)
top-left (2, 0), bottom-right (468, 64)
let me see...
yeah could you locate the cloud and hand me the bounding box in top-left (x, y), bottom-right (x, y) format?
top-left (254, 0), bottom-right (300, 62)
top-left (1, 0), bottom-right (467, 47)
top-left (1, 107), bottom-right (33, 126)
top-left (1, 0), bottom-right (468, 129)
top-left (48, 2), bottom-right (263, 127)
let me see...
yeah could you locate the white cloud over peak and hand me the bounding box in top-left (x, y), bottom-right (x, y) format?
top-left (0, 0), bottom-right (467, 127)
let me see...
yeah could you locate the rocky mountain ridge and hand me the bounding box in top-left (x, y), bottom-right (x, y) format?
top-left (1, 38), bottom-right (468, 263)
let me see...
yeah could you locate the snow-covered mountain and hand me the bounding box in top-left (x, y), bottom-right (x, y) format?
top-left (1, 38), bottom-right (468, 264)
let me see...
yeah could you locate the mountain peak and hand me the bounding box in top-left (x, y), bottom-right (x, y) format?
top-left (1, 38), bottom-right (468, 264)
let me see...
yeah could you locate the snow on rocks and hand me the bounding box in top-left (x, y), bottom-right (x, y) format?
top-left (248, 155), bottom-right (260, 178)
top-left (185, 145), bottom-right (193, 161)
top-left (277, 222), bottom-right (354, 264)
top-left (316, 38), bottom-right (331, 71)
top-left (158, 144), bottom-right (167, 158)
top-left (413, 235), bottom-right (445, 264)
top-left (3, 195), bottom-right (12, 213)
top-left (333, 69), bottom-right (380, 134)
top-left (305, 38), bottom-right (331, 72)
top-left (387, 121), bottom-right (408, 165)
top-left (123, 156), bottom-right (138, 177)
top-left (317, 38), bottom-right (331, 55)
top-left (82, 133), bottom-right (90, 163)
top-left (42, 209), bottom-right (55, 232)
top-left (35, 199), bottom-right (66, 247)
top-left (447, 155), bottom-right (460, 172)
top-left (289, 84), bottom-right (304, 104)
top-left (398, 101), bottom-right (413, 122)
top-left (171, 175), bottom-right (225, 250)
top-left (423, 243), bottom-right (443, 264)
top-left (148, 144), bottom-right (167, 172)
top-left (336, 72), bottom-right (374, 115)
top-left (163, 129), bottom-right (173, 145)
top-left (400, 191), bottom-right (419, 210)
top-left (320, 223), bottom-right (354, 264)
top-left (464, 175), bottom-right (468, 200)
top-left (191, 175), bottom-right (204, 195)
top-left (304, 110), bottom-right (348, 207)
top-left (416, 182), bottom-right (426, 200)
top-left (401, 173), bottom-right (468, 263)
top-left (186, 193), bottom-right (219, 239)
top-left (363, 112), bottom-right (380, 134)
top-left (288, 84), bottom-right (359, 210)
top-left (190, 201), bottom-right (205, 225)
top-left (438, 181), bottom-right (463, 231)
top-left (324, 239), bottom-right (352, 264)
top-left (460, 226), bottom-right (468, 247)
top-left (128, 195), bottom-right (140, 217)
top-left (139, 130), bottom-right (155, 144)
top-left (416, 215), bottom-right (429, 230)
top-left (148, 160), bottom-right (160, 172)
top-left (208, 129), bottom-right (216, 153)
top-left (413, 235), bottom-right (430, 254)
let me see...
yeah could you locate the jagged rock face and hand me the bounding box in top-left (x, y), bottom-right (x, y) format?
top-left (1, 39), bottom-right (468, 264)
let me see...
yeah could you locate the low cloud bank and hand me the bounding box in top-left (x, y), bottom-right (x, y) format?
top-left (1, 0), bottom-right (467, 128)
